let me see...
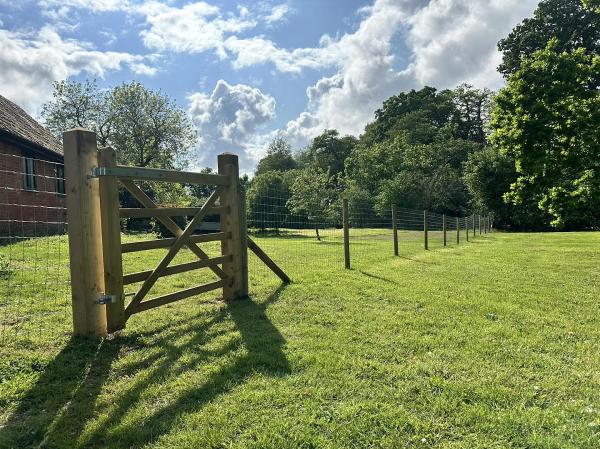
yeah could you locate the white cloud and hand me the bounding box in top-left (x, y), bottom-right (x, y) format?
top-left (281, 0), bottom-right (538, 146)
top-left (137, 1), bottom-right (256, 57)
top-left (0, 26), bottom-right (154, 114)
top-left (188, 80), bottom-right (276, 172)
top-left (264, 3), bottom-right (290, 24)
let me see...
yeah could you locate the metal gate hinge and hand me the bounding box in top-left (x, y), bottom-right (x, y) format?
top-left (97, 293), bottom-right (121, 305)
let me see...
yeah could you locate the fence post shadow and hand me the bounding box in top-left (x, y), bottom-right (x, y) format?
top-left (0, 336), bottom-right (125, 448)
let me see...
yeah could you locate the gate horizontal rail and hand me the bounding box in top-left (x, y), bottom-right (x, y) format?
top-left (121, 232), bottom-right (230, 253)
top-left (120, 206), bottom-right (228, 219)
top-left (91, 165), bottom-right (229, 185)
top-left (123, 255), bottom-right (232, 285)
top-left (128, 279), bottom-right (228, 315)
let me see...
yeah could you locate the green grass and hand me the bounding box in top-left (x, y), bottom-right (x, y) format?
top-left (1, 231), bottom-right (599, 448)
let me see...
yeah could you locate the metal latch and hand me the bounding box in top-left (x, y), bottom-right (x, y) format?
top-left (89, 166), bottom-right (108, 178)
top-left (97, 294), bottom-right (119, 305)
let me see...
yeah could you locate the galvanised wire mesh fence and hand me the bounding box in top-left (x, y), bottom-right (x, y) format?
top-left (0, 164), bottom-right (490, 345)
top-left (246, 188), bottom-right (488, 289)
top-left (0, 152), bottom-right (70, 345)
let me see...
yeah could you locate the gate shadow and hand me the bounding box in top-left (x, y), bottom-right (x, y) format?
top-left (0, 284), bottom-right (290, 449)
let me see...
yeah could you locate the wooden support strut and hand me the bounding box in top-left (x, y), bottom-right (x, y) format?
top-left (248, 238), bottom-right (291, 284)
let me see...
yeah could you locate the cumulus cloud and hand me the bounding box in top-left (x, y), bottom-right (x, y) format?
top-left (281, 0), bottom-right (538, 146)
top-left (264, 3), bottom-right (291, 24)
top-left (138, 1), bottom-right (255, 57)
top-left (188, 80), bottom-right (276, 172)
top-left (0, 26), bottom-right (154, 114)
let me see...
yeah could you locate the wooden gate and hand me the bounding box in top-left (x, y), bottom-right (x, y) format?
top-left (64, 128), bottom-right (287, 337)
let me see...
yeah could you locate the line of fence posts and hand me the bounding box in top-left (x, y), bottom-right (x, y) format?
top-left (339, 202), bottom-right (494, 270)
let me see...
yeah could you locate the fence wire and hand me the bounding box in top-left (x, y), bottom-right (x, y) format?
top-left (0, 164), bottom-right (491, 345)
top-left (0, 152), bottom-right (70, 345)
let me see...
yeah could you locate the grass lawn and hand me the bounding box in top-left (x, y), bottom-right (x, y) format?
top-left (0, 231), bottom-right (599, 448)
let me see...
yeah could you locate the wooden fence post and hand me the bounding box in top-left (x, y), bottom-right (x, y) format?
top-left (424, 210), bottom-right (429, 250)
top-left (64, 128), bottom-right (107, 337)
top-left (472, 213), bottom-right (476, 238)
top-left (218, 153), bottom-right (248, 300)
top-left (443, 214), bottom-right (447, 246)
top-left (392, 205), bottom-right (398, 256)
top-left (456, 217), bottom-right (460, 244)
top-left (479, 214), bottom-right (482, 235)
top-left (466, 217), bottom-right (469, 241)
top-left (343, 198), bottom-right (350, 269)
top-left (98, 147), bottom-right (125, 332)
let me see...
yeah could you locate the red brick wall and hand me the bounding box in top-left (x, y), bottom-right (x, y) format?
top-left (0, 142), bottom-right (67, 238)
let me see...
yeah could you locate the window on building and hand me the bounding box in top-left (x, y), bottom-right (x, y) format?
top-left (55, 165), bottom-right (65, 194)
top-left (22, 157), bottom-right (37, 191)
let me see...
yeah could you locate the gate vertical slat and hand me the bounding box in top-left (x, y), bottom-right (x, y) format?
top-left (98, 147), bottom-right (125, 332)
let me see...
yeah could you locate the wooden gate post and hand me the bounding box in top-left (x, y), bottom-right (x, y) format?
top-left (218, 153), bottom-right (248, 300)
top-left (443, 214), bottom-right (447, 246)
top-left (424, 210), bottom-right (429, 250)
top-left (392, 205), bottom-right (398, 256)
top-left (64, 128), bottom-right (107, 337)
top-left (343, 198), bottom-right (350, 269)
top-left (98, 147), bottom-right (125, 332)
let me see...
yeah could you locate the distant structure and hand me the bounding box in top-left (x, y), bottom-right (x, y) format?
top-left (0, 94), bottom-right (66, 237)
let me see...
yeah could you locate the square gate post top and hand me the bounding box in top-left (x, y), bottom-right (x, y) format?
top-left (218, 152), bottom-right (239, 163)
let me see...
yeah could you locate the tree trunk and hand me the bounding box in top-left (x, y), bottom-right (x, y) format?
top-left (315, 226), bottom-right (321, 241)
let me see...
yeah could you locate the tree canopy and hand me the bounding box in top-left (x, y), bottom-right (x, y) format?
top-left (497, 0), bottom-right (600, 77)
top-left (42, 80), bottom-right (196, 170)
top-left (491, 38), bottom-right (600, 228)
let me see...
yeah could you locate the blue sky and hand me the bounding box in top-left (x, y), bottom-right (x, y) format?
top-left (0, 0), bottom-right (539, 172)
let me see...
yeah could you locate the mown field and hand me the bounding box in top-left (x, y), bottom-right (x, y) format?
top-left (1, 230), bottom-right (599, 448)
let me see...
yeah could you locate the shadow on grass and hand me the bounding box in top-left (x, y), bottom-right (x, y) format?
top-left (0, 284), bottom-right (290, 449)
top-left (358, 269), bottom-right (400, 285)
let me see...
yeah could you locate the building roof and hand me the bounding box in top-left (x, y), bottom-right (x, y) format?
top-left (0, 94), bottom-right (63, 157)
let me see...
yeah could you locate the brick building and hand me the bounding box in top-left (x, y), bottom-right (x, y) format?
top-left (0, 94), bottom-right (66, 237)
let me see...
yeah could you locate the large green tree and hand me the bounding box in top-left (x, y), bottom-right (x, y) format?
top-left (305, 129), bottom-right (357, 176)
top-left (373, 131), bottom-right (477, 214)
top-left (287, 168), bottom-right (336, 240)
top-left (254, 137), bottom-right (297, 176)
top-left (490, 38), bottom-right (600, 228)
top-left (246, 170), bottom-right (295, 231)
top-left (42, 80), bottom-right (196, 169)
top-left (498, 0), bottom-right (600, 77)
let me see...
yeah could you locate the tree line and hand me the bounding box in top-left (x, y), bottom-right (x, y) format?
top-left (42, 0), bottom-right (599, 233)
top-left (247, 0), bottom-right (600, 231)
